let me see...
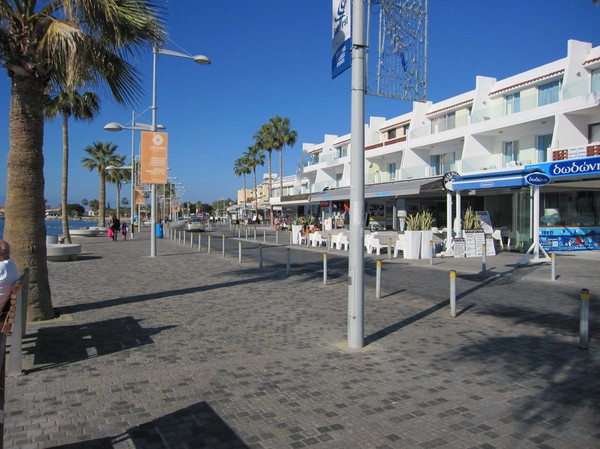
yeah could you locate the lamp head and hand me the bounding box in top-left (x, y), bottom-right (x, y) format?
top-left (193, 55), bottom-right (211, 65)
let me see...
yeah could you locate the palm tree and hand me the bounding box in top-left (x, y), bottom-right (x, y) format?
top-left (105, 155), bottom-right (128, 219)
top-left (233, 156), bottom-right (252, 215)
top-left (45, 90), bottom-right (100, 244)
top-left (269, 116), bottom-right (298, 201)
top-left (244, 145), bottom-right (265, 216)
top-left (82, 142), bottom-right (124, 227)
top-left (0, 1), bottom-right (165, 321)
top-left (254, 124), bottom-right (276, 223)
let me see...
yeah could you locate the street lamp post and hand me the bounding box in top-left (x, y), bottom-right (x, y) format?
top-left (149, 44), bottom-right (210, 257)
top-left (104, 120), bottom-right (165, 239)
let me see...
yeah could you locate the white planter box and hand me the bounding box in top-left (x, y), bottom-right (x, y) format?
top-left (403, 231), bottom-right (421, 259)
top-left (291, 225), bottom-right (303, 244)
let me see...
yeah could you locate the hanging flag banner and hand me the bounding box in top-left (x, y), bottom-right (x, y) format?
top-left (140, 132), bottom-right (168, 184)
top-left (332, 0), bottom-right (351, 79)
top-left (135, 187), bottom-right (146, 205)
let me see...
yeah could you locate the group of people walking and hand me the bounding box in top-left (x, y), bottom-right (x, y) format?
top-left (109, 215), bottom-right (128, 241)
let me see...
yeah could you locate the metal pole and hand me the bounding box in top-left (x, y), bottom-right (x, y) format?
top-left (323, 252), bottom-right (328, 285)
top-left (286, 248), bottom-right (291, 276)
top-left (259, 244), bottom-right (263, 269)
top-left (387, 239), bottom-right (392, 260)
top-left (429, 240), bottom-right (433, 265)
top-left (150, 45), bottom-right (158, 257)
top-left (551, 253), bottom-right (556, 281)
top-left (238, 241), bottom-right (242, 263)
top-left (208, 235), bottom-right (211, 254)
top-left (130, 111), bottom-right (135, 239)
top-left (276, 230), bottom-right (279, 245)
top-left (222, 235), bottom-right (225, 258)
top-left (190, 233), bottom-right (193, 247)
top-left (254, 227), bottom-right (257, 241)
top-left (375, 260), bottom-right (382, 299)
top-left (348, 0), bottom-right (366, 349)
top-left (579, 288), bottom-right (590, 350)
top-left (450, 270), bottom-right (457, 318)
top-left (481, 244), bottom-right (487, 272)
top-left (263, 229), bottom-right (266, 243)
top-left (198, 233), bottom-right (202, 251)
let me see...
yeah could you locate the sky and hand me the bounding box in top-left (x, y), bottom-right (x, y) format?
top-left (1, 0), bottom-right (599, 208)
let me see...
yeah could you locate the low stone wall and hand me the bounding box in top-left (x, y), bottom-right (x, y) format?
top-left (47, 244), bottom-right (81, 262)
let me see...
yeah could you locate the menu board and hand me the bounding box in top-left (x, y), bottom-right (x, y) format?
top-left (464, 230), bottom-right (486, 257)
top-left (453, 238), bottom-right (466, 258)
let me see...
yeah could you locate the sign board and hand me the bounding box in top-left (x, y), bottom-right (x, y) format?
top-left (475, 211), bottom-right (493, 234)
top-left (462, 230), bottom-right (495, 257)
top-left (332, 0), bottom-right (351, 78)
top-left (140, 132), bottom-right (168, 184)
top-left (525, 172), bottom-right (551, 186)
top-left (453, 238), bottom-right (466, 258)
top-left (134, 187), bottom-right (146, 205)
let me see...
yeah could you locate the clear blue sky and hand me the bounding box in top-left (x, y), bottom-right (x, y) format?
top-left (1, 0), bottom-right (599, 208)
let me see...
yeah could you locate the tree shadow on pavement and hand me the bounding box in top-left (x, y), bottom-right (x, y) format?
top-left (48, 401), bottom-right (249, 449)
top-left (451, 334), bottom-right (600, 424)
top-left (59, 274), bottom-right (278, 314)
top-left (24, 317), bottom-right (174, 373)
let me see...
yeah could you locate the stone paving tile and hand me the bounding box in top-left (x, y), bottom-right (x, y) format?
top-left (3, 227), bottom-right (599, 448)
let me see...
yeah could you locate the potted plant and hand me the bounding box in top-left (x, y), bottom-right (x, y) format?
top-left (290, 216), bottom-right (305, 244)
top-left (403, 212), bottom-right (422, 259)
top-left (462, 207), bottom-right (481, 231)
top-left (418, 210), bottom-right (436, 259)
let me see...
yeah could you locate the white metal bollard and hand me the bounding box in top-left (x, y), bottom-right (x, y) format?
top-left (238, 241), bottom-right (242, 263)
top-left (222, 235), bottom-right (225, 258)
top-left (579, 288), bottom-right (590, 349)
top-left (375, 260), bottom-right (382, 299)
top-left (429, 240), bottom-right (434, 265)
top-left (551, 253), bottom-right (557, 281)
top-left (263, 229), bottom-right (266, 242)
top-left (286, 248), bottom-right (291, 276)
top-left (254, 228), bottom-right (257, 241)
top-left (388, 239), bottom-right (392, 260)
top-left (323, 252), bottom-right (328, 285)
top-left (208, 235), bottom-right (211, 254)
top-left (481, 244), bottom-right (487, 272)
top-left (198, 234), bottom-right (202, 251)
top-left (258, 244), bottom-right (263, 269)
top-left (450, 270), bottom-right (457, 318)
top-left (276, 231), bottom-right (279, 245)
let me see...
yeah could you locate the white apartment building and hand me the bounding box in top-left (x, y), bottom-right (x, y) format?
top-left (274, 39), bottom-right (600, 252)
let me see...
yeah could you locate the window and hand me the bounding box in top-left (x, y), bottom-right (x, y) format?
top-left (431, 112), bottom-right (456, 133)
top-left (592, 68), bottom-right (600, 93)
top-left (335, 144), bottom-right (348, 159)
top-left (589, 123), bottom-right (600, 143)
top-left (538, 79), bottom-right (562, 106)
top-left (387, 128), bottom-right (396, 140)
top-left (387, 163), bottom-right (397, 181)
top-left (536, 134), bottom-right (552, 163)
top-left (335, 173), bottom-right (343, 187)
top-left (503, 141), bottom-right (519, 166)
top-left (505, 92), bottom-right (520, 114)
top-left (430, 153), bottom-right (455, 176)
top-left (309, 153), bottom-right (320, 165)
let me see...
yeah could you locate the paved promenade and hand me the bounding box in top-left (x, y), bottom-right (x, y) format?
top-left (4, 225), bottom-right (599, 448)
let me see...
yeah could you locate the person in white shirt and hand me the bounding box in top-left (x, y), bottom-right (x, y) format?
top-left (0, 240), bottom-right (19, 311)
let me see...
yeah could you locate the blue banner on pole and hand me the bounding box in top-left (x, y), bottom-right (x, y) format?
top-left (332, 0), bottom-right (351, 79)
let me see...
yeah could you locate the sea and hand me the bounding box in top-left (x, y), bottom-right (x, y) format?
top-left (0, 219), bottom-right (99, 240)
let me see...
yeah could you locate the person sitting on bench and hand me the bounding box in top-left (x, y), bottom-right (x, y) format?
top-left (0, 240), bottom-right (18, 311)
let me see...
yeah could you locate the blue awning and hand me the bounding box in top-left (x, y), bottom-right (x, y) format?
top-left (452, 172), bottom-right (527, 191)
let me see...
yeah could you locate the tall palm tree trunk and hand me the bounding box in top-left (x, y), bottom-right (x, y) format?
top-left (279, 149), bottom-right (284, 202)
top-left (5, 77), bottom-right (54, 321)
top-left (253, 169), bottom-right (258, 215)
top-left (268, 150), bottom-right (273, 225)
top-left (61, 111), bottom-right (72, 243)
top-left (99, 174), bottom-right (106, 227)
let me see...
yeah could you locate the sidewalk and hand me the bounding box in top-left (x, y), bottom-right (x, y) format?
top-left (4, 227), bottom-right (599, 448)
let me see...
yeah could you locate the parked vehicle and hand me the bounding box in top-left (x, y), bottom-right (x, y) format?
top-left (186, 217), bottom-right (205, 231)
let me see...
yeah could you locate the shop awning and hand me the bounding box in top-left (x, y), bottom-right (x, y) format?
top-left (365, 177), bottom-right (442, 198)
top-left (308, 177), bottom-right (442, 203)
top-left (452, 171), bottom-right (527, 191)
